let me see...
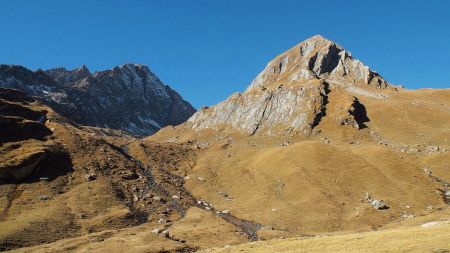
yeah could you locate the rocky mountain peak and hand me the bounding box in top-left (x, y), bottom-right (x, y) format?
top-left (247, 35), bottom-right (389, 92)
top-left (75, 64), bottom-right (91, 76)
top-left (109, 63), bottom-right (159, 83)
top-left (187, 36), bottom-right (398, 136)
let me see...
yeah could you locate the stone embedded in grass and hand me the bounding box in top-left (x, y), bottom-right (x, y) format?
top-left (371, 199), bottom-right (389, 210)
top-left (365, 192), bottom-right (389, 210)
top-left (160, 229), bottom-right (169, 237)
top-left (84, 174), bottom-right (96, 181)
top-left (39, 195), bottom-right (49, 200)
top-left (444, 191), bottom-right (450, 198)
top-left (121, 172), bottom-right (138, 180)
top-left (151, 228), bottom-right (161, 234)
top-left (444, 191), bottom-right (450, 203)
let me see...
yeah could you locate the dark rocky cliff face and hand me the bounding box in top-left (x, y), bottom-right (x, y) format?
top-left (0, 63), bottom-right (195, 136)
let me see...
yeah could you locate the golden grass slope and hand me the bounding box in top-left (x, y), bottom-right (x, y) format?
top-left (149, 86), bottom-right (450, 247)
top-left (202, 221), bottom-right (450, 253)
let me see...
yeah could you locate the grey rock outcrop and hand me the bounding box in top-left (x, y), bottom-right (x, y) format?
top-left (189, 82), bottom-right (328, 136)
top-left (445, 190), bottom-right (450, 203)
top-left (365, 192), bottom-right (389, 210)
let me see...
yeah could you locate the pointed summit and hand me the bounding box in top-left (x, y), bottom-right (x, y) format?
top-left (111, 63), bottom-right (159, 85)
top-left (187, 35), bottom-right (397, 136)
top-left (76, 64), bottom-right (89, 72)
top-left (247, 35), bottom-right (389, 91)
top-left (74, 64), bottom-right (91, 76)
top-left (304, 34), bottom-right (333, 43)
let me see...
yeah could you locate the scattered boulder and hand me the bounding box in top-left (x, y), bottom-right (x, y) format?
top-left (216, 209), bottom-right (230, 215)
top-left (426, 146), bottom-right (440, 153)
top-left (84, 174), bottom-right (96, 181)
top-left (371, 199), bottom-right (389, 210)
top-left (444, 191), bottom-right (450, 198)
top-left (444, 190), bottom-right (450, 203)
top-left (160, 230), bottom-right (169, 237)
top-left (39, 195), bottom-right (49, 200)
top-left (121, 172), bottom-right (138, 180)
top-left (151, 228), bottom-right (161, 235)
top-left (401, 214), bottom-right (415, 219)
top-left (365, 192), bottom-right (389, 210)
top-left (219, 191), bottom-right (232, 200)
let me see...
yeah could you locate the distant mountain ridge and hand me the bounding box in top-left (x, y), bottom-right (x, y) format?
top-left (0, 63), bottom-right (195, 136)
top-left (44, 65), bottom-right (91, 85)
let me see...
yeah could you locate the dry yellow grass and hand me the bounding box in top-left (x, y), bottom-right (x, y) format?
top-left (202, 222), bottom-right (450, 253)
top-left (181, 139), bottom-right (443, 236)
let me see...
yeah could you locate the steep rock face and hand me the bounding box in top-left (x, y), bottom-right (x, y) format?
top-left (64, 64), bottom-right (195, 135)
top-left (188, 35), bottom-right (397, 136)
top-left (0, 64), bottom-right (195, 136)
top-left (189, 80), bottom-right (328, 136)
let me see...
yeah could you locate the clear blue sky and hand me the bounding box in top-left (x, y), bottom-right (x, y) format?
top-left (1, 0), bottom-right (449, 108)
